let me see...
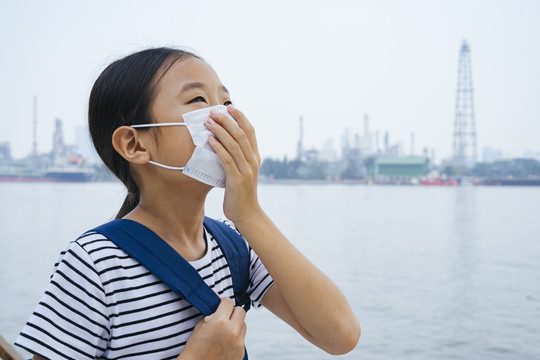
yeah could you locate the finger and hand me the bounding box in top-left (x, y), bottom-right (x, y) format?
top-left (204, 289), bottom-right (220, 319)
top-left (208, 109), bottom-right (257, 167)
top-left (207, 134), bottom-right (242, 176)
top-left (230, 305), bottom-right (247, 323)
top-left (240, 321), bottom-right (247, 340)
top-left (206, 118), bottom-right (251, 174)
top-left (227, 105), bottom-right (261, 164)
top-left (230, 306), bottom-right (247, 339)
top-left (205, 297), bottom-right (235, 323)
top-left (217, 297), bottom-right (235, 314)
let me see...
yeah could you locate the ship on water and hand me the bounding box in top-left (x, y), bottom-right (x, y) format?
top-left (0, 162), bottom-right (95, 182)
top-left (0, 114), bottom-right (95, 182)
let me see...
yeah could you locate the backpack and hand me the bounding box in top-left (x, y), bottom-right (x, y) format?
top-left (90, 216), bottom-right (251, 358)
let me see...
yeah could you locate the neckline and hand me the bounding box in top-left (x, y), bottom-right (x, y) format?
top-left (117, 218), bottom-right (210, 264)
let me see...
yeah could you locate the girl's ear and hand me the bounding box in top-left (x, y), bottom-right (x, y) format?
top-left (112, 126), bottom-right (151, 164)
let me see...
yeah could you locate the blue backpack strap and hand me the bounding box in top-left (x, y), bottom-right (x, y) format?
top-left (90, 219), bottom-right (221, 316)
top-left (90, 218), bottom-right (250, 360)
top-left (203, 217), bottom-right (251, 312)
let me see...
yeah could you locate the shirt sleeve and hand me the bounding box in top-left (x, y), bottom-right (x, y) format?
top-left (246, 246), bottom-right (274, 308)
top-left (220, 219), bottom-right (274, 308)
top-left (15, 240), bottom-right (110, 359)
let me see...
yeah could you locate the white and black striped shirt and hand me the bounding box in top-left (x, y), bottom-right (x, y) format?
top-left (16, 221), bottom-right (274, 359)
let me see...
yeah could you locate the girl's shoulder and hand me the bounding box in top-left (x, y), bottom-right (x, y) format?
top-left (50, 230), bottom-right (139, 286)
top-left (73, 230), bottom-right (128, 263)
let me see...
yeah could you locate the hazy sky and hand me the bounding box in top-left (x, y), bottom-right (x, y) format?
top-left (1, 0), bottom-right (539, 163)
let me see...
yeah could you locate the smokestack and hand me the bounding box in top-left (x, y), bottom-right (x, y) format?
top-left (363, 114), bottom-right (370, 155)
top-left (32, 96), bottom-right (37, 158)
top-left (363, 114), bottom-right (369, 137)
top-left (297, 115), bottom-right (304, 161)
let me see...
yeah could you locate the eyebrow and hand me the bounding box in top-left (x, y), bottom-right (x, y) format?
top-left (181, 82), bottom-right (230, 94)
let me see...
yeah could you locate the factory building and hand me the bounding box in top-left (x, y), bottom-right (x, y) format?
top-left (376, 156), bottom-right (430, 179)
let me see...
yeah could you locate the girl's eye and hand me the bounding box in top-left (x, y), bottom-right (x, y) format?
top-left (223, 100), bottom-right (232, 106)
top-left (189, 96), bottom-right (207, 104)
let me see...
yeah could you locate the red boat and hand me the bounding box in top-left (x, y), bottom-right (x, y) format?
top-left (421, 177), bottom-right (459, 186)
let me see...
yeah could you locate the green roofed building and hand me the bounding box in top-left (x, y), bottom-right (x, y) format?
top-left (375, 156), bottom-right (430, 179)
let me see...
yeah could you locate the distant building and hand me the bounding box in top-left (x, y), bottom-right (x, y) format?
top-left (0, 142), bottom-right (11, 162)
top-left (523, 151), bottom-right (540, 162)
top-left (341, 147), bottom-right (364, 179)
top-left (303, 148), bottom-right (319, 163)
top-left (376, 156), bottom-right (430, 179)
top-left (75, 125), bottom-right (98, 163)
top-left (52, 118), bottom-right (67, 165)
top-left (361, 114), bottom-right (373, 156)
top-left (341, 127), bottom-right (351, 160)
top-left (296, 116), bottom-right (304, 161)
top-left (482, 147), bottom-right (504, 163)
top-left (319, 138), bottom-right (337, 162)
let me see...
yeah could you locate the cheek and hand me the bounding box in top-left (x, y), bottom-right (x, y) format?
top-left (158, 131), bottom-right (195, 164)
top-left (175, 134), bottom-right (196, 161)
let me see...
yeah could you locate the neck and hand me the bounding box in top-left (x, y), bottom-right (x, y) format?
top-left (123, 179), bottom-right (212, 261)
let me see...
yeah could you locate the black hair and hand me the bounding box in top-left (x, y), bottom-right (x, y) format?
top-left (88, 47), bottom-right (199, 219)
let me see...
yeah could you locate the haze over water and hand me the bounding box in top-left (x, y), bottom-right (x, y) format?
top-left (1, 182), bottom-right (539, 359)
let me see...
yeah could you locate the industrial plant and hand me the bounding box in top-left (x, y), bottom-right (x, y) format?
top-left (1, 41), bottom-right (538, 185)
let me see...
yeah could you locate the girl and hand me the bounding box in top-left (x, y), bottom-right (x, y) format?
top-left (16, 47), bottom-right (360, 359)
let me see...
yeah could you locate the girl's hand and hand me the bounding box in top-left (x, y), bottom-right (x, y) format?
top-left (206, 107), bottom-right (360, 356)
top-left (205, 105), bottom-right (263, 224)
top-left (178, 297), bottom-right (247, 360)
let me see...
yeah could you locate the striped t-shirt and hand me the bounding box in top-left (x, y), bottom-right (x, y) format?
top-left (16, 221), bottom-right (274, 360)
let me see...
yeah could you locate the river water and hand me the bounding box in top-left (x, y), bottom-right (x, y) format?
top-left (1, 182), bottom-right (539, 359)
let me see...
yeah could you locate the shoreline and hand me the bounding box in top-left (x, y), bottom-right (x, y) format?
top-left (259, 178), bottom-right (540, 186)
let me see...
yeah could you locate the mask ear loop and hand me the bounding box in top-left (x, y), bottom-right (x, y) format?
top-left (148, 161), bottom-right (185, 171)
top-left (131, 122), bottom-right (187, 128)
top-left (130, 122), bottom-right (188, 171)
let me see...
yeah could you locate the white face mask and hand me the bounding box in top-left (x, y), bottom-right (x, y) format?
top-left (131, 105), bottom-right (235, 188)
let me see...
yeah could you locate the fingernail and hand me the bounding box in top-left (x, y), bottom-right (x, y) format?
top-left (228, 104), bottom-right (236, 111)
top-left (210, 109), bottom-right (219, 117)
top-left (208, 135), bottom-right (216, 143)
top-left (206, 118), bottom-right (215, 126)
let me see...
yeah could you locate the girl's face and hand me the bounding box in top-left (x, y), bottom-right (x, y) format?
top-left (144, 57), bottom-right (232, 176)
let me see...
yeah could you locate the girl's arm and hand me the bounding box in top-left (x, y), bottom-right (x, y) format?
top-left (238, 210), bottom-right (360, 354)
top-left (206, 106), bottom-right (360, 355)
